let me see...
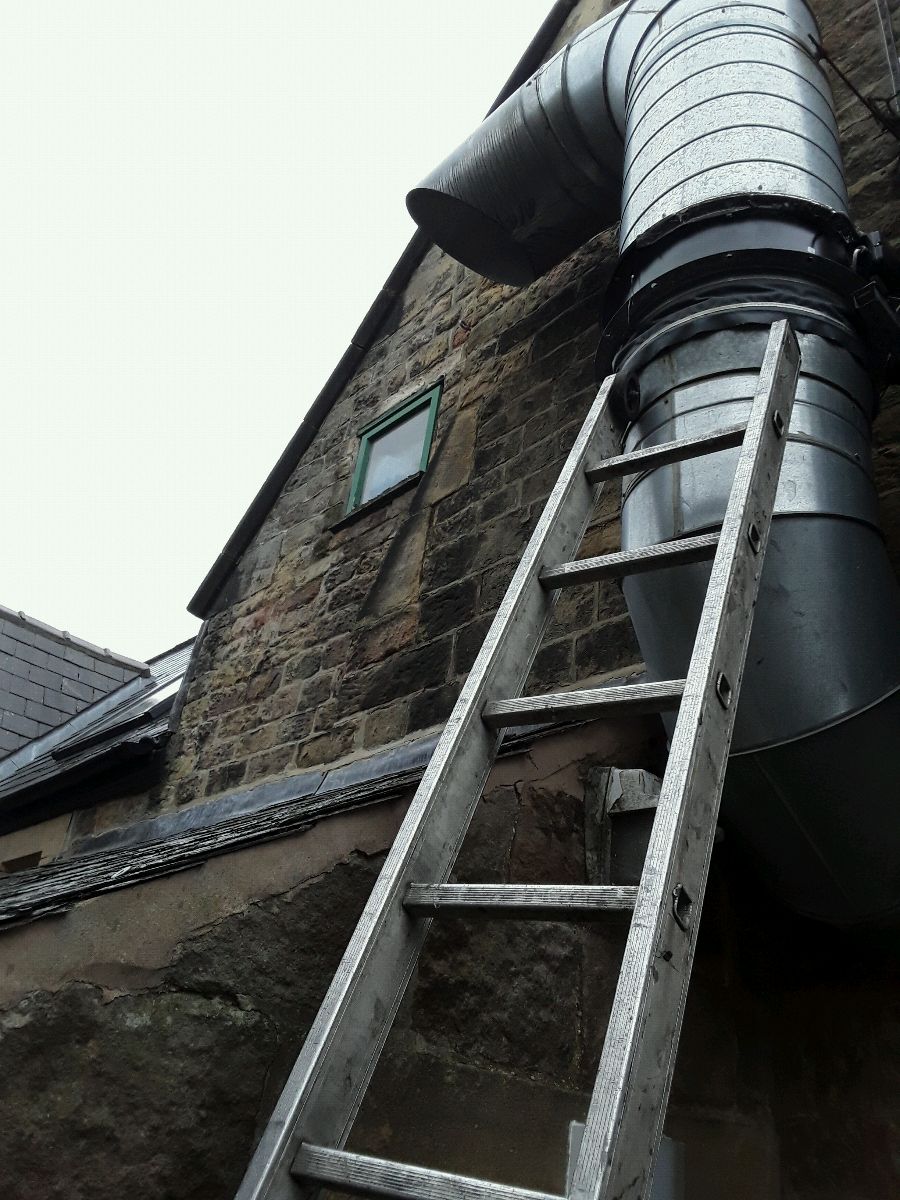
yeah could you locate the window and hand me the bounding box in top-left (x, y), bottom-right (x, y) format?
top-left (346, 381), bottom-right (442, 513)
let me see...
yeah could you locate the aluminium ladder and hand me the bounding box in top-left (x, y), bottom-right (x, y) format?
top-left (236, 320), bottom-right (800, 1200)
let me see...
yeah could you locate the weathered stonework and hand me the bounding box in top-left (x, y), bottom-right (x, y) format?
top-left (0, 1), bottom-right (898, 1197)
top-left (2, 729), bottom-right (896, 1199)
top-left (149, 217), bottom-right (633, 811)
top-left (127, 0), bottom-right (899, 824)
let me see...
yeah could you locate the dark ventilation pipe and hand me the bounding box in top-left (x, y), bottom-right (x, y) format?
top-left (408, 0), bottom-right (900, 924)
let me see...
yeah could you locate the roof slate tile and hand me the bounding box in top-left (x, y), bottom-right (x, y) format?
top-left (1, 711), bottom-right (41, 739)
top-left (0, 607), bottom-right (150, 760)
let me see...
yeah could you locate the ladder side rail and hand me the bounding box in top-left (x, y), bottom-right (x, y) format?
top-left (235, 378), bottom-right (622, 1200)
top-left (570, 321), bottom-right (801, 1200)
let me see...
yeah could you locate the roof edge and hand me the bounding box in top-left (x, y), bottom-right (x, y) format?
top-left (0, 639), bottom-right (193, 784)
top-left (0, 602), bottom-right (150, 675)
top-left (188, 0), bottom-right (579, 619)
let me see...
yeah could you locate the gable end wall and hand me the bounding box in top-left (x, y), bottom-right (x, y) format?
top-left (145, 0), bottom-right (898, 823)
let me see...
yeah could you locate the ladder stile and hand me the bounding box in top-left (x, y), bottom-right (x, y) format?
top-left (235, 376), bottom-right (622, 1200)
top-left (569, 320), bottom-right (800, 1200)
top-left (236, 321), bottom-right (799, 1200)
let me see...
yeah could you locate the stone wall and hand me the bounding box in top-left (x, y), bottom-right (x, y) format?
top-left (0, 724), bottom-right (662, 1200)
top-left (1, 725), bottom-right (896, 1199)
top-left (140, 0), bottom-right (900, 825)
top-left (158, 225), bottom-right (634, 812)
top-left (0, 2), bottom-right (898, 1198)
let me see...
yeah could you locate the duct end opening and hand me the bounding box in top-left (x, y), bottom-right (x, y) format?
top-left (406, 188), bottom-right (540, 286)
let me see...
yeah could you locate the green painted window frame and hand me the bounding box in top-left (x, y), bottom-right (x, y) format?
top-left (345, 380), bottom-right (442, 513)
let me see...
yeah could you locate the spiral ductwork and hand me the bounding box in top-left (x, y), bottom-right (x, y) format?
top-left (408, 0), bottom-right (900, 923)
top-left (617, 0), bottom-right (849, 247)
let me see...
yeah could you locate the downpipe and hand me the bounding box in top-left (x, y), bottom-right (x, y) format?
top-left (408, 0), bottom-right (900, 923)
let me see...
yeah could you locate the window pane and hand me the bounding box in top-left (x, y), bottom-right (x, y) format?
top-left (360, 405), bottom-right (430, 504)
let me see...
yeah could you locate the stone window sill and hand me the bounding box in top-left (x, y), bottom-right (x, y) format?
top-left (330, 471), bottom-right (423, 532)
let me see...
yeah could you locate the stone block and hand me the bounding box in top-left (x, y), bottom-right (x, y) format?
top-left (418, 405), bottom-right (477, 506)
top-left (479, 480), bottom-right (521, 523)
top-left (245, 667), bottom-right (282, 704)
top-left (507, 430), bottom-right (566, 481)
top-left (431, 465), bottom-right (503, 524)
top-left (473, 514), bottom-right (533, 572)
top-left (520, 453), bottom-right (564, 501)
top-left (271, 711), bottom-right (314, 748)
top-left (452, 616), bottom-right (493, 676)
top-left (421, 533), bottom-right (479, 592)
top-left (353, 610), bottom-right (418, 668)
top-left (509, 776), bottom-right (585, 887)
top-left (296, 671), bottom-right (335, 712)
top-left (295, 722), bottom-right (358, 770)
top-left (473, 428), bottom-right (521, 476)
top-left (407, 682), bottom-right (459, 731)
top-left (409, 337), bottom-right (447, 379)
top-left (234, 724), bottom-right (279, 760)
top-left (526, 638), bottom-right (574, 693)
top-left (244, 744), bottom-right (296, 784)
top-left (340, 638), bottom-right (453, 713)
top-left (217, 703), bottom-right (268, 740)
top-left (173, 773), bottom-right (205, 806)
top-left (196, 734), bottom-right (240, 772)
top-left (547, 582), bottom-right (596, 643)
top-left (204, 761), bottom-right (248, 797)
top-left (454, 783), bottom-right (519, 882)
top-left (579, 514), bottom-right (621, 560)
top-left (417, 578), bottom-right (478, 641)
top-left (362, 701), bottom-right (409, 749)
top-left (0, 984), bottom-right (278, 1200)
top-left (361, 512), bottom-right (428, 619)
top-left (283, 648), bottom-right (323, 683)
top-left (311, 698), bottom-right (343, 733)
top-left (321, 632), bottom-right (353, 669)
top-left (574, 618), bottom-right (642, 680)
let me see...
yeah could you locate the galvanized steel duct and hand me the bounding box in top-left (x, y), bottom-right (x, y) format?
top-left (408, 0), bottom-right (900, 924)
top-left (407, 0), bottom-right (850, 280)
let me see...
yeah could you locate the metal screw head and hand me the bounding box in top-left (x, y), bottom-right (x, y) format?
top-left (715, 672), bottom-right (732, 709)
top-left (772, 409), bottom-right (786, 438)
top-left (747, 522), bottom-right (762, 554)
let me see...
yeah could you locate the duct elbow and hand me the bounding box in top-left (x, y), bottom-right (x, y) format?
top-left (408, 0), bottom-right (844, 284)
top-left (406, 9), bottom-right (626, 285)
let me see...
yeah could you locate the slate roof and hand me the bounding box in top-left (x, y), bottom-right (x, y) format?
top-left (0, 638), bottom-right (194, 820)
top-left (0, 605), bottom-right (149, 759)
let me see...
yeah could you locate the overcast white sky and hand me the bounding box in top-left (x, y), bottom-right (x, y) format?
top-left (0, 0), bottom-right (551, 662)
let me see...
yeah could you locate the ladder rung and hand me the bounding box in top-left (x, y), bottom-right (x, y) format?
top-left (482, 680), bottom-right (685, 729)
top-left (541, 531), bottom-right (720, 587)
top-left (293, 1143), bottom-right (562, 1200)
top-left (586, 424), bottom-right (746, 483)
top-left (404, 882), bottom-right (637, 919)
